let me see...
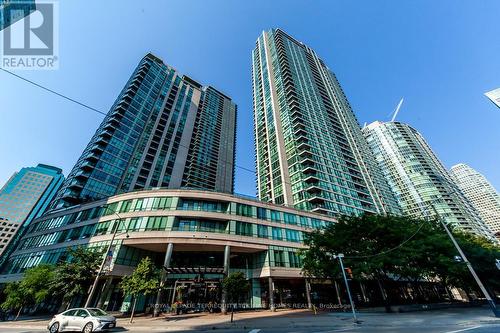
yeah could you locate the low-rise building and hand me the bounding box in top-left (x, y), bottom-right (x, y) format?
top-left (0, 189), bottom-right (337, 311)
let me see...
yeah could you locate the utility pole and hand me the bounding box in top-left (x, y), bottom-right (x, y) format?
top-left (332, 253), bottom-right (358, 323)
top-left (438, 218), bottom-right (500, 317)
top-left (85, 207), bottom-right (126, 308)
top-left (424, 175), bottom-right (499, 317)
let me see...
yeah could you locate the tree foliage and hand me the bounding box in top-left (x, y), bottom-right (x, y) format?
top-left (1, 264), bottom-right (55, 319)
top-left (222, 272), bottom-right (250, 304)
top-left (119, 257), bottom-right (159, 322)
top-left (49, 246), bottom-right (103, 305)
top-left (1, 282), bottom-right (26, 315)
top-left (301, 214), bottom-right (500, 292)
top-left (450, 232), bottom-right (500, 291)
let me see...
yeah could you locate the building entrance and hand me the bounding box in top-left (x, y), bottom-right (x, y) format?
top-left (170, 279), bottom-right (222, 312)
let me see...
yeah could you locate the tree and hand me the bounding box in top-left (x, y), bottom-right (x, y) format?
top-left (49, 247), bottom-right (103, 308)
top-left (222, 272), bottom-right (250, 305)
top-left (21, 264), bottom-right (55, 306)
top-left (119, 257), bottom-right (159, 323)
top-left (300, 214), bottom-right (500, 310)
top-left (1, 264), bottom-right (55, 320)
top-left (447, 232), bottom-right (500, 294)
top-left (1, 282), bottom-right (27, 320)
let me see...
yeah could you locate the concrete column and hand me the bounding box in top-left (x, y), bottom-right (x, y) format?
top-left (154, 243), bottom-right (174, 317)
top-left (97, 277), bottom-right (114, 309)
top-left (305, 279), bottom-right (312, 309)
top-left (221, 245), bottom-right (230, 314)
top-left (268, 277), bottom-right (275, 311)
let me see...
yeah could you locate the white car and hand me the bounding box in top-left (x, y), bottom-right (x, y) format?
top-left (47, 308), bottom-right (116, 333)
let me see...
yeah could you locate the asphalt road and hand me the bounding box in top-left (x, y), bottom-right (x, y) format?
top-left (1, 307), bottom-right (499, 333)
top-left (2, 326), bottom-right (500, 333)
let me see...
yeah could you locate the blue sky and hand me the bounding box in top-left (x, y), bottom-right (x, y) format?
top-left (1, 0), bottom-right (499, 196)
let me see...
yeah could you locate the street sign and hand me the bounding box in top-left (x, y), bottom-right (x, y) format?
top-left (102, 245), bottom-right (115, 273)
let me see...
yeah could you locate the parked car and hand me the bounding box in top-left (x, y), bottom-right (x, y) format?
top-left (47, 308), bottom-right (116, 333)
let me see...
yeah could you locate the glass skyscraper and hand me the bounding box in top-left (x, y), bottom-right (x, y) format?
top-left (0, 0), bottom-right (36, 31)
top-left (363, 121), bottom-right (494, 239)
top-left (485, 88), bottom-right (500, 109)
top-left (0, 164), bottom-right (64, 257)
top-left (52, 53), bottom-right (237, 209)
top-left (252, 29), bottom-right (400, 216)
top-left (450, 163), bottom-right (500, 237)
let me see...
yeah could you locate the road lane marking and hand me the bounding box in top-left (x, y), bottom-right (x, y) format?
top-left (444, 326), bottom-right (483, 333)
top-left (248, 329), bottom-right (261, 333)
top-left (314, 328), bottom-right (359, 333)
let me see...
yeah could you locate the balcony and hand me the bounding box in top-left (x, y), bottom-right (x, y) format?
top-left (103, 122), bottom-right (116, 131)
top-left (297, 141), bottom-right (311, 151)
top-left (311, 205), bottom-right (328, 215)
top-left (301, 158), bottom-right (315, 168)
top-left (302, 166), bottom-right (317, 176)
top-left (99, 129), bottom-right (114, 139)
top-left (304, 175), bottom-right (319, 185)
top-left (90, 143), bottom-right (105, 154)
top-left (85, 152), bottom-right (100, 162)
top-left (305, 185), bottom-right (322, 195)
top-left (74, 170), bottom-right (90, 180)
top-left (308, 195), bottom-right (325, 205)
top-left (68, 179), bottom-right (84, 190)
top-left (80, 161), bottom-right (95, 171)
top-left (298, 149), bottom-right (312, 159)
top-left (294, 127), bottom-right (307, 138)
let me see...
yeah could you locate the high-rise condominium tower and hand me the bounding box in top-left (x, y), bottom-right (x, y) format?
top-left (52, 53), bottom-right (236, 209)
top-left (485, 88), bottom-right (500, 109)
top-left (450, 163), bottom-right (500, 237)
top-left (363, 121), bottom-right (493, 238)
top-left (252, 29), bottom-right (400, 216)
top-left (0, 164), bottom-right (64, 257)
top-left (0, 0), bottom-right (36, 31)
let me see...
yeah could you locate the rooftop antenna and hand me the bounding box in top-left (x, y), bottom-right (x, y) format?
top-left (391, 97), bottom-right (404, 122)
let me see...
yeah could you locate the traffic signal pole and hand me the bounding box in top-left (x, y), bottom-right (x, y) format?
top-left (334, 253), bottom-right (358, 323)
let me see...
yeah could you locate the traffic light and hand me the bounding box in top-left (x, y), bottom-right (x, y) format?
top-left (345, 267), bottom-right (353, 279)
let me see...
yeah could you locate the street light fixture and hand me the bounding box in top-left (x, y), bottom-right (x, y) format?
top-left (84, 206), bottom-right (128, 308)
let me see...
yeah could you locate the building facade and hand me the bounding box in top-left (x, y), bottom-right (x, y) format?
top-left (363, 121), bottom-right (493, 238)
top-left (51, 53), bottom-right (236, 209)
top-left (0, 164), bottom-right (64, 258)
top-left (485, 88), bottom-right (500, 109)
top-left (252, 29), bottom-right (400, 217)
top-left (0, 189), bottom-right (338, 310)
top-left (450, 163), bottom-right (500, 237)
top-left (0, 0), bottom-right (36, 31)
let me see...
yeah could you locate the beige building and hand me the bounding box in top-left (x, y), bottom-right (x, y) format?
top-left (450, 164), bottom-right (500, 238)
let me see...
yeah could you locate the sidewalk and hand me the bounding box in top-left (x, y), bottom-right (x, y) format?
top-left (0, 309), bottom-right (309, 331)
top-left (0, 307), bottom-right (498, 332)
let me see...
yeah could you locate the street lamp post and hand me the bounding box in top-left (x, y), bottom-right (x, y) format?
top-left (427, 175), bottom-right (500, 317)
top-left (84, 207), bottom-right (126, 308)
top-left (332, 253), bottom-right (358, 323)
top-left (438, 217), bottom-right (500, 317)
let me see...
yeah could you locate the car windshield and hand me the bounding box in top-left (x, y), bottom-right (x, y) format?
top-left (87, 308), bottom-right (108, 316)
